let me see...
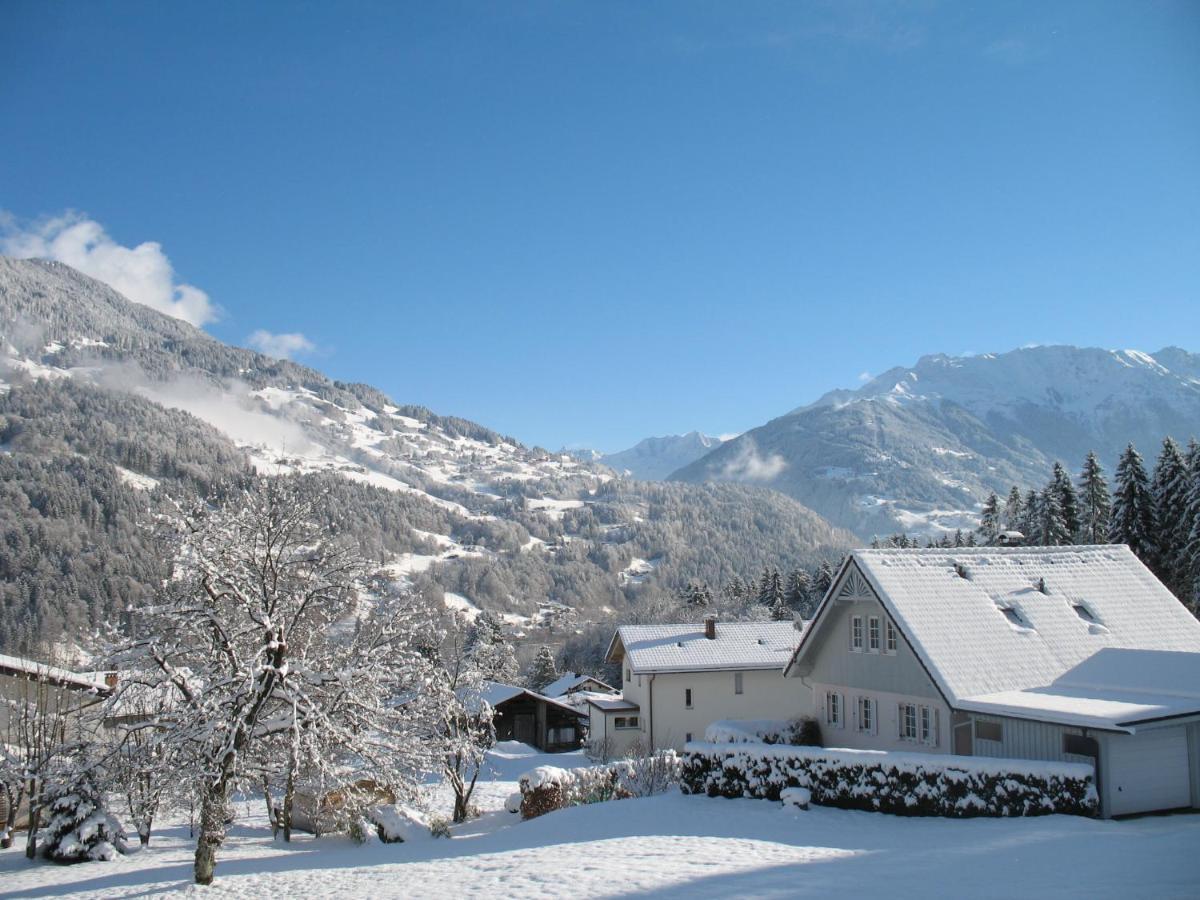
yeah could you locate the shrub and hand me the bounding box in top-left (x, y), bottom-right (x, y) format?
top-left (681, 743), bottom-right (1097, 818)
top-left (703, 718), bottom-right (821, 746)
top-left (518, 752), bottom-right (682, 820)
top-left (39, 773), bottom-right (129, 863)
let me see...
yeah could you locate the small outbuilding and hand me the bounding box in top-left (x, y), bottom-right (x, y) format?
top-left (481, 682), bottom-right (587, 752)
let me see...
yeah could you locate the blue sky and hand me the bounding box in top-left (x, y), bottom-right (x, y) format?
top-left (1, 1), bottom-right (1197, 451)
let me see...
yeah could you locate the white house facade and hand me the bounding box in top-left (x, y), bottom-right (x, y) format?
top-left (785, 545), bottom-right (1200, 818)
top-left (600, 619), bottom-right (805, 754)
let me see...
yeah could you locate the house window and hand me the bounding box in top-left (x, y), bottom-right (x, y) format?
top-left (974, 719), bottom-right (1003, 743)
top-left (686, 732), bottom-right (693, 743)
top-left (734, 672), bottom-right (743, 695)
top-left (826, 691), bottom-right (843, 728)
top-left (868, 616), bottom-right (880, 652)
top-left (625, 668), bottom-right (631, 682)
top-left (885, 620), bottom-right (897, 654)
top-left (614, 716), bottom-right (639, 730)
top-left (920, 706), bottom-right (935, 745)
top-left (685, 688), bottom-right (693, 709)
top-left (900, 703), bottom-right (918, 740)
top-left (857, 696), bottom-right (875, 733)
top-left (548, 726), bottom-right (576, 744)
top-left (850, 615), bottom-right (864, 651)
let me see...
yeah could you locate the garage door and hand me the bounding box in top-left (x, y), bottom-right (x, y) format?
top-left (1107, 727), bottom-right (1191, 816)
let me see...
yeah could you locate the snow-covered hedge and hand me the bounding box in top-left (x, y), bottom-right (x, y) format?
top-left (681, 743), bottom-right (1098, 818)
top-left (518, 752), bottom-right (681, 820)
top-left (704, 718), bottom-right (820, 746)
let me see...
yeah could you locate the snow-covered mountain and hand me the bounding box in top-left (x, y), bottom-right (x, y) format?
top-left (0, 257), bottom-right (853, 652)
top-left (671, 346), bottom-right (1200, 539)
top-left (598, 431), bottom-right (732, 481)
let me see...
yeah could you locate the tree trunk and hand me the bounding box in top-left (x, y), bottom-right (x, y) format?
top-left (282, 763), bottom-right (296, 843)
top-left (194, 782), bottom-right (227, 885)
top-left (24, 777), bottom-right (38, 860)
top-left (262, 777), bottom-right (278, 838)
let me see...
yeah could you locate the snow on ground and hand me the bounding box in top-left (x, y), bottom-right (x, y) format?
top-left (441, 591), bottom-right (481, 621)
top-left (620, 556), bottom-right (661, 585)
top-left (3, 740), bottom-right (1198, 899)
top-left (115, 467), bottom-right (160, 491)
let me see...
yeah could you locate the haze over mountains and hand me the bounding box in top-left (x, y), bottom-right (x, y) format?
top-left (0, 257), bottom-right (852, 653)
top-left (668, 346), bottom-right (1200, 538)
top-left (591, 432), bottom-right (732, 481)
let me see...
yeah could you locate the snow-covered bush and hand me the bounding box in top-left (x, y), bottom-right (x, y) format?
top-left (681, 743), bottom-right (1097, 818)
top-left (518, 752), bottom-right (682, 820)
top-left (368, 805), bottom-right (431, 844)
top-left (781, 787), bottom-right (810, 810)
top-left (703, 718), bottom-right (821, 746)
top-left (38, 773), bottom-right (129, 863)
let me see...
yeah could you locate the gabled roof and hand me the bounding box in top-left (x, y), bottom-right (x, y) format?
top-left (473, 681), bottom-right (586, 718)
top-left (540, 672), bottom-right (617, 698)
top-left (585, 694), bottom-right (640, 713)
top-left (608, 621), bottom-right (802, 675)
top-left (786, 546), bottom-right (1200, 731)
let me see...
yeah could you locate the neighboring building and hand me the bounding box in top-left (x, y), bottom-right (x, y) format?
top-left (479, 682), bottom-right (587, 752)
top-left (784, 546), bottom-right (1200, 817)
top-left (540, 672), bottom-right (618, 699)
top-left (601, 618), bottom-right (805, 754)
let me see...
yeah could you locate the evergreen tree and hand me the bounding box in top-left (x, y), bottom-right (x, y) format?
top-left (758, 569), bottom-right (784, 608)
top-left (679, 581), bottom-right (712, 608)
top-left (1019, 489), bottom-right (1040, 544)
top-left (469, 610), bottom-right (519, 684)
top-left (784, 569), bottom-right (811, 612)
top-left (1182, 440), bottom-right (1200, 614)
top-left (1038, 485), bottom-right (1071, 546)
top-left (1004, 486), bottom-right (1023, 532)
top-left (1109, 443), bottom-right (1158, 567)
top-left (770, 595), bottom-right (793, 621)
top-left (813, 561), bottom-right (834, 602)
top-left (977, 492), bottom-right (1001, 544)
top-left (1050, 462), bottom-right (1081, 542)
top-left (1077, 451), bottom-right (1111, 544)
top-left (526, 645), bottom-right (559, 692)
top-left (1151, 437), bottom-right (1191, 595)
top-left (39, 769), bottom-right (129, 863)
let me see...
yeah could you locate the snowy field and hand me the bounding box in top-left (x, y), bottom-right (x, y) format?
top-left (2, 743), bottom-right (1198, 899)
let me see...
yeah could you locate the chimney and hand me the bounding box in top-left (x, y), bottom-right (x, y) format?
top-left (104, 672), bottom-right (118, 689)
top-left (704, 616), bottom-right (716, 640)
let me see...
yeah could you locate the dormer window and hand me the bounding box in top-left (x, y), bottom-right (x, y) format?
top-left (1071, 603), bottom-right (1099, 625)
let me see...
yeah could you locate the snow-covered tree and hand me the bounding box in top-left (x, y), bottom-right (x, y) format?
top-left (123, 478), bottom-right (441, 884)
top-left (1038, 485), bottom-right (1071, 546)
top-left (784, 569), bottom-right (811, 615)
top-left (1050, 462), bottom-right (1081, 543)
top-left (1110, 443), bottom-right (1158, 567)
top-left (526, 646), bottom-right (559, 692)
top-left (1151, 437), bottom-right (1192, 596)
top-left (468, 610), bottom-right (519, 684)
top-left (769, 595), bottom-right (793, 621)
top-left (38, 764), bottom-right (128, 863)
top-left (1182, 440), bottom-right (1200, 614)
top-left (813, 561), bottom-right (835, 602)
top-left (1077, 451), bottom-right (1111, 545)
top-left (977, 492), bottom-right (1001, 544)
top-left (679, 581), bottom-right (711, 609)
top-left (1019, 489), bottom-right (1041, 544)
top-left (1003, 486), bottom-right (1024, 532)
top-left (758, 569), bottom-right (784, 609)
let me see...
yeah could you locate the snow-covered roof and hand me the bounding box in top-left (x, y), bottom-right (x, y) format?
top-left (473, 681), bottom-right (586, 718)
top-left (585, 694), bottom-right (640, 713)
top-left (609, 621), bottom-right (802, 674)
top-left (540, 672), bottom-right (617, 698)
top-left (788, 546), bottom-right (1200, 731)
top-left (0, 653), bottom-right (111, 693)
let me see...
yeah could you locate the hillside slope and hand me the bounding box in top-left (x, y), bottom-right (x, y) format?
top-left (0, 257), bottom-right (854, 652)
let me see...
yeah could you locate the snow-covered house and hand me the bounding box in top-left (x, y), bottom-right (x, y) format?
top-left (478, 682), bottom-right (587, 753)
top-left (600, 619), bottom-right (805, 754)
top-left (540, 672), bottom-right (617, 699)
top-left (783, 546), bottom-right (1200, 817)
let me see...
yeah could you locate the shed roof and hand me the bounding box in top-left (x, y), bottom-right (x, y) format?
top-left (0, 653), bottom-right (111, 693)
top-left (474, 681), bottom-right (586, 718)
top-left (540, 672), bottom-right (617, 698)
top-left (609, 621), bottom-right (802, 674)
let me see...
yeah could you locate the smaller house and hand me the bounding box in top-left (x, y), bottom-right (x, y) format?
top-left (540, 672), bottom-right (618, 699)
top-left (480, 682), bottom-right (587, 752)
top-left (599, 617), bottom-right (806, 754)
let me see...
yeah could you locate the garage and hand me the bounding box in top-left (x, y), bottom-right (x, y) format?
top-left (1106, 726), bottom-right (1192, 816)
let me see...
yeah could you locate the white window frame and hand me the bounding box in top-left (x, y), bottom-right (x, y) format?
top-left (734, 672), bottom-right (744, 695)
top-left (900, 703), bottom-right (918, 741)
top-left (920, 706), bottom-right (936, 745)
top-left (857, 696), bottom-right (876, 734)
top-left (885, 619), bottom-right (897, 655)
top-left (826, 691), bottom-right (843, 728)
top-left (850, 615), bottom-right (864, 652)
top-left (868, 616), bottom-right (881, 653)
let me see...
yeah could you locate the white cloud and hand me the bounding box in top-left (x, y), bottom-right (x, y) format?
top-left (0, 211), bottom-right (217, 326)
top-left (247, 329), bottom-right (315, 360)
top-left (721, 442), bottom-right (787, 482)
top-left (857, 371), bottom-right (872, 383)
